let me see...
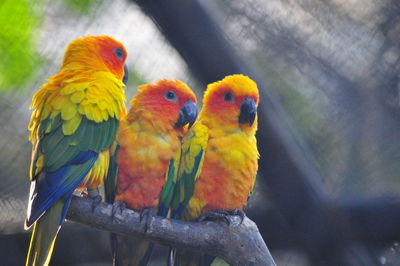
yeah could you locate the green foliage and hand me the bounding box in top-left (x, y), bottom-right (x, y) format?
top-left (0, 0), bottom-right (42, 91)
top-left (126, 66), bottom-right (147, 88)
top-left (61, 0), bottom-right (96, 13)
top-left (124, 66), bottom-right (148, 100)
top-left (0, 0), bottom-right (98, 92)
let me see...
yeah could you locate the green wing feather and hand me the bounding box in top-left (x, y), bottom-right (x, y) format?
top-left (158, 148), bottom-right (181, 216)
top-left (161, 123), bottom-right (208, 266)
top-left (30, 114), bottom-right (119, 182)
top-left (104, 141), bottom-right (119, 204)
top-left (26, 114), bottom-right (120, 266)
top-left (160, 122), bottom-right (208, 219)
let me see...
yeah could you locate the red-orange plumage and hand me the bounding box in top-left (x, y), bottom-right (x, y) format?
top-left (115, 125), bottom-right (177, 209)
top-left (115, 79), bottom-right (197, 210)
top-left (168, 75), bottom-right (259, 265)
top-left (182, 74), bottom-right (260, 220)
top-left (61, 35), bottom-right (127, 80)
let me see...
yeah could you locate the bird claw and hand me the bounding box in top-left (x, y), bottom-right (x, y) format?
top-left (230, 209), bottom-right (246, 224)
top-left (87, 188), bottom-right (100, 198)
top-left (111, 201), bottom-right (127, 220)
top-left (90, 195), bottom-right (102, 212)
top-left (87, 189), bottom-right (102, 212)
top-left (140, 208), bottom-right (156, 233)
top-left (198, 209), bottom-right (246, 225)
top-left (198, 210), bottom-right (232, 225)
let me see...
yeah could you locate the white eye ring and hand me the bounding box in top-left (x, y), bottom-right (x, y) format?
top-left (164, 90), bottom-right (178, 103)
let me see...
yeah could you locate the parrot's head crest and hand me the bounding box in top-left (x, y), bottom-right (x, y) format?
top-left (60, 35), bottom-right (128, 81)
top-left (201, 74), bottom-right (259, 134)
top-left (128, 79), bottom-right (198, 133)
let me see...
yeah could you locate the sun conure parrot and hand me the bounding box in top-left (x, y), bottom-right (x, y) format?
top-left (25, 35), bottom-right (128, 266)
top-left (104, 79), bottom-right (198, 266)
top-left (161, 74), bottom-right (260, 266)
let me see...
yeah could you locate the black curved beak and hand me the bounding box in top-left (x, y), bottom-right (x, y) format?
top-left (175, 100), bottom-right (198, 128)
top-left (239, 97), bottom-right (257, 126)
top-left (122, 64), bottom-right (129, 85)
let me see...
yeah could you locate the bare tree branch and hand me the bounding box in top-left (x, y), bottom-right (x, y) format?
top-left (66, 196), bottom-right (276, 266)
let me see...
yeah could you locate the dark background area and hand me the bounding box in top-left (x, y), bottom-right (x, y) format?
top-left (1, 0), bottom-right (400, 265)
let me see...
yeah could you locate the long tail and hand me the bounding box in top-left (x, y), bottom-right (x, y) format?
top-left (174, 251), bottom-right (220, 266)
top-left (106, 145), bottom-right (156, 266)
top-left (113, 235), bottom-right (153, 266)
top-left (168, 208), bottom-right (204, 266)
top-left (169, 209), bottom-right (217, 266)
top-left (26, 199), bottom-right (65, 266)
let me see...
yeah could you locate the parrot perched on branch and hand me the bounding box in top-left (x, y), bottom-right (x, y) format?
top-left (161, 74), bottom-right (260, 266)
top-left (105, 79), bottom-right (198, 266)
top-left (25, 35), bottom-right (128, 266)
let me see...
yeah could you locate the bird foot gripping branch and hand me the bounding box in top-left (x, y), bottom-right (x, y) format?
top-left (111, 200), bottom-right (127, 220)
top-left (67, 196), bottom-right (277, 266)
top-left (198, 209), bottom-right (247, 225)
top-left (87, 188), bottom-right (102, 212)
top-left (140, 207), bottom-right (156, 233)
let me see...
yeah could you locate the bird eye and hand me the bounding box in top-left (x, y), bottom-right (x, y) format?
top-left (114, 48), bottom-right (124, 60)
top-left (224, 92), bottom-right (235, 103)
top-left (164, 90), bottom-right (178, 103)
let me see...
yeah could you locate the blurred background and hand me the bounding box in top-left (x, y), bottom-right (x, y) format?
top-left (1, 0), bottom-right (400, 265)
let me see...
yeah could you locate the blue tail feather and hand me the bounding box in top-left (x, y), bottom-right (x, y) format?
top-left (59, 194), bottom-right (72, 225)
top-left (26, 150), bottom-right (97, 227)
top-left (157, 203), bottom-right (169, 217)
top-left (171, 203), bottom-right (184, 219)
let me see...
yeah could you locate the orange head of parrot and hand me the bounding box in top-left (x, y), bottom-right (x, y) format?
top-left (201, 74), bottom-right (259, 133)
top-left (60, 35), bottom-right (129, 83)
top-left (128, 79), bottom-right (198, 133)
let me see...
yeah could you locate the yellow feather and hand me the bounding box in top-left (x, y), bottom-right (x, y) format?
top-left (52, 96), bottom-right (68, 111)
top-left (61, 82), bottom-right (88, 95)
top-left (35, 155), bottom-right (44, 175)
top-left (78, 104), bottom-right (85, 115)
top-left (92, 110), bottom-right (102, 123)
top-left (80, 99), bottom-right (90, 106)
top-left (98, 100), bottom-right (108, 110)
top-left (82, 150), bottom-right (110, 189)
top-left (49, 111), bottom-right (60, 119)
top-left (186, 197), bottom-right (207, 219)
top-left (61, 101), bottom-right (77, 120)
top-left (45, 121), bottom-right (52, 133)
top-left (101, 110), bottom-right (109, 121)
top-left (70, 91), bottom-right (85, 103)
top-left (41, 105), bottom-right (51, 120)
top-left (84, 105), bottom-right (94, 120)
top-left (180, 123), bottom-right (208, 175)
top-left (60, 84), bottom-right (76, 95)
top-left (62, 114), bottom-right (82, 135)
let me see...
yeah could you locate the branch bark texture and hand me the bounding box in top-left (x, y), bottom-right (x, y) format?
top-left (66, 196), bottom-right (276, 266)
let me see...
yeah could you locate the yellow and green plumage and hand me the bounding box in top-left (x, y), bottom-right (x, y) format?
top-left (25, 35), bottom-right (128, 266)
top-left (161, 74), bottom-right (260, 266)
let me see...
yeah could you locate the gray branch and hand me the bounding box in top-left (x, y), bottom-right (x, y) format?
top-left (66, 196), bottom-right (276, 266)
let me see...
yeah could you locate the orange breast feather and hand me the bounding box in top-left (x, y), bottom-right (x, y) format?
top-left (187, 131), bottom-right (258, 219)
top-left (115, 120), bottom-right (180, 210)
